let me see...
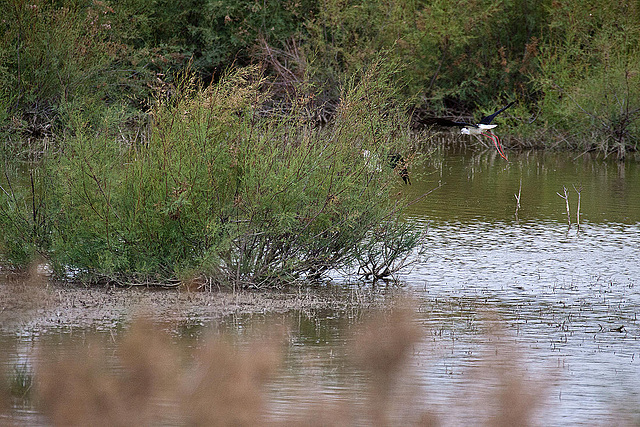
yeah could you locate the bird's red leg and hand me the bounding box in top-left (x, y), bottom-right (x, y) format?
top-left (493, 132), bottom-right (508, 161)
top-left (484, 132), bottom-right (508, 161)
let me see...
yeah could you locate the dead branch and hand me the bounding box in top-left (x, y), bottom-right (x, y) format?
top-left (573, 184), bottom-right (582, 233)
top-left (556, 186), bottom-right (571, 229)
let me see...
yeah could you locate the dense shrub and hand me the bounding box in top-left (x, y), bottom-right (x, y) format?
top-left (2, 0), bottom-right (638, 155)
top-left (530, 1), bottom-right (640, 158)
top-left (302, 0), bottom-right (547, 113)
top-left (1, 62), bottom-right (421, 287)
top-left (0, 0), bottom-right (154, 154)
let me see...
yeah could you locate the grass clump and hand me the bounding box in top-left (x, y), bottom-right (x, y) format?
top-left (1, 60), bottom-right (422, 288)
top-left (26, 305), bottom-right (553, 426)
top-left (0, 0), bottom-right (153, 156)
top-left (7, 363), bottom-right (33, 401)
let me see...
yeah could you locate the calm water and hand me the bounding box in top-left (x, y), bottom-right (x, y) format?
top-left (2, 148), bottom-right (640, 425)
top-left (402, 148), bottom-right (640, 424)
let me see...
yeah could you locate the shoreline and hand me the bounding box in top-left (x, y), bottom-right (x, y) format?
top-left (0, 276), bottom-right (393, 335)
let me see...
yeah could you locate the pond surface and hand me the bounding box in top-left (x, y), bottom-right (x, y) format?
top-left (2, 148), bottom-right (640, 425)
top-left (400, 148), bottom-right (640, 424)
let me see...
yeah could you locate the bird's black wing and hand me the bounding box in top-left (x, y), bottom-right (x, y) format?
top-left (479, 101), bottom-right (515, 125)
top-left (420, 117), bottom-right (476, 128)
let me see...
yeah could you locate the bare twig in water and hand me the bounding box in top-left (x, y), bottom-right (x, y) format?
top-left (573, 184), bottom-right (582, 233)
top-left (556, 186), bottom-right (571, 229)
top-left (514, 178), bottom-right (522, 220)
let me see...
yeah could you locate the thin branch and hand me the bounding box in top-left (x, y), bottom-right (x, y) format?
top-left (573, 184), bottom-right (582, 233)
top-left (556, 186), bottom-right (571, 229)
top-left (514, 177), bottom-right (522, 220)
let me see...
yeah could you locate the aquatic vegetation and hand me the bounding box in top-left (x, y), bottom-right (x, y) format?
top-left (7, 363), bottom-right (33, 401)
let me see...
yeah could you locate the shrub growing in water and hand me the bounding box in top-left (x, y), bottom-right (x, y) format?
top-left (3, 61), bottom-right (421, 287)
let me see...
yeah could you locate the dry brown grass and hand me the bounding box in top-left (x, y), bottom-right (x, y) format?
top-left (35, 317), bottom-right (282, 427)
top-left (182, 338), bottom-right (280, 425)
top-left (0, 260), bottom-right (53, 315)
top-left (2, 296), bottom-right (632, 426)
top-left (352, 301), bottom-right (423, 426)
top-left (37, 319), bottom-right (179, 426)
top-left (473, 332), bottom-right (548, 427)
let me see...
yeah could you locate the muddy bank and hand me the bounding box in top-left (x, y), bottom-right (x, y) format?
top-left (0, 271), bottom-right (389, 334)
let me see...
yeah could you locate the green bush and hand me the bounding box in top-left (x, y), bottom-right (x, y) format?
top-left (1, 61), bottom-right (421, 287)
top-left (108, 0), bottom-right (316, 76)
top-left (400, 0), bottom-right (546, 109)
top-left (0, 160), bottom-right (53, 267)
top-left (527, 1), bottom-right (640, 157)
top-left (0, 0), bottom-right (154, 150)
top-left (302, 0), bottom-right (547, 114)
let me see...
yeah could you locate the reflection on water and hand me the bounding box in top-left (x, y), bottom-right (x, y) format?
top-left (2, 149), bottom-right (640, 425)
top-left (406, 220), bottom-right (640, 425)
top-left (400, 148), bottom-right (640, 424)
top-left (404, 147), bottom-right (640, 223)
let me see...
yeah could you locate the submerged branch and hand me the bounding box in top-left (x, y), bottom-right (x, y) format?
top-left (556, 186), bottom-right (571, 229)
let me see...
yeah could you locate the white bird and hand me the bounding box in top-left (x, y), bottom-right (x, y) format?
top-left (362, 149), bottom-right (383, 173)
top-left (362, 150), bottom-right (411, 184)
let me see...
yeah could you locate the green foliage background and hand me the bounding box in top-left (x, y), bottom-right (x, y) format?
top-left (1, 0), bottom-right (639, 153)
top-left (1, 0), bottom-right (640, 283)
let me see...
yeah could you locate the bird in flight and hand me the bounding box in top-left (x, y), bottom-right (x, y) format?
top-left (422, 101), bottom-right (515, 161)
